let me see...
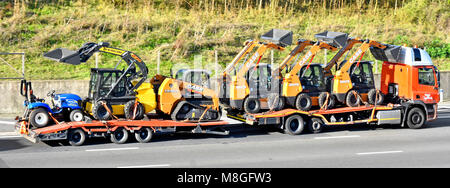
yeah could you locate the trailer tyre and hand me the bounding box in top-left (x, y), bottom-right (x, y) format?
top-left (406, 107), bottom-right (426, 129)
top-left (345, 90), bottom-right (361, 107)
top-left (134, 127), bottom-right (153, 143)
top-left (243, 97), bottom-right (261, 114)
top-left (68, 129), bottom-right (86, 146)
top-left (308, 118), bottom-right (324, 134)
top-left (284, 115), bottom-right (305, 135)
top-left (124, 100), bottom-right (145, 120)
top-left (29, 108), bottom-right (50, 128)
top-left (295, 93), bottom-right (312, 111)
top-left (110, 128), bottom-right (129, 144)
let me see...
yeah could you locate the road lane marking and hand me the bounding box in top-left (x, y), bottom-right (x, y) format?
top-left (117, 164), bottom-right (171, 168)
top-left (0, 135), bottom-right (22, 139)
top-left (356, 150), bottom-right (403, 155)
top-left (437, 115), bottom-right (450, 119)
top-left (85, 147), bottom-right (139, 152)
top-left (314, 135), bottom-right (361, 140)
top-left (0, 120), bottom-right (15, 125)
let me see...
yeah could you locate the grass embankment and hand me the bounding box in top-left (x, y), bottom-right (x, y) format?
top-left (0, 0), bottom-right (448, 80)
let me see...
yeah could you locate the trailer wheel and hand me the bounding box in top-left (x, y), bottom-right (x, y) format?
top-left (29, 108), bottom-right (50, 128)
top-left (110, 128), bottom-right (129, 144)
top-left (308, 118), bottom-right (324, 134)
top-left (124, 100), bottom-right (145, 120)
top-left (134, 127), bottom-right (153, 143)
top-left (243, 97), bottom-right (261, 114)
top-left (284, 115), bottom-right (305, 135)
top-left (68, 129), bottom-right (86, 146)
top-left (406, 107), bottom-right (426, 129)
top-left (295, 93), bottom-right (312, 111)
top-left (345, 90), bottom-right (361, 107)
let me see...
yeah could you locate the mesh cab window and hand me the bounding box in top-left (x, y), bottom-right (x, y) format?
top-left (418, 67), bottom-right (435, 86)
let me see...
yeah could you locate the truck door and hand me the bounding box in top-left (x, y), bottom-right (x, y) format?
top-left (415, 66), bottom-right (440, 104)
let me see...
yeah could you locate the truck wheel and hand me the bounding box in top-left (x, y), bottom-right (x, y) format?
top-left (243, 97), bottom-right (261, 114)
top-left (29, 108), bottom-right (50, 128)
top-left (92, 101), bottom-right (113, 120)
top-left (345, 90), bottom-right (361, 107)
top-left (124, 100), bottom-right (145, 120)
top-left (295, 93), bottom-right (312, 111)
top-left (368, 89), bottom-right (384, 105)
top-left (110, 128), bottom-right (129, 144)
top-left (68, 129), bottom-right (86, 146)
top-left (284, 115), bottom-right (305, 135)
top-left (406, 107), bottom-right (426, 129)
top-left (308, 118), bottom-right (324, 134)
top-left (134, 127), bottom-right (153, 143)
top-left (318, 92), bottom-right (335, 110)
top-left (69, 109), bottom-right (85, 122)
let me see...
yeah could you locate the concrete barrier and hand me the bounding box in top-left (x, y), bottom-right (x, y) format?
top-left (1, 71), bottom-right (449, 115)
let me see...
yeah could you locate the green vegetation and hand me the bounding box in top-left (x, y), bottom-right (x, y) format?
top-left (0, 0), bottom-right (448, 80)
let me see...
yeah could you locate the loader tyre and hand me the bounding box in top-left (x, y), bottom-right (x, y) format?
top-left (110, 128), bottom-right (129, 144)
top-left (345, 90), bottom-right (361, 107)
top-left (406, 107), bottom-right (426, 129)
top-left (124, 100), bottom-right (145, 120)
top-left (368, 89), bottom-right (384, 105)
top-left (318, 92), bottom-right (335, 110)
top-left (284, 115), bottom-right (305, 135)
top-left (29, 108), bottom-right (50, 128)
top-left (295, 93), bottom-right (312, 111)
top-left (92, 101), bottom-right (113, 120)
top-left (134, 127), bottom-right (153, 143)
top-left (267, 93), bottom-right (285, 111)
top-left (243, 97), bottom-right (261, 114)
top-left (68, 129), bottom-right (86, 146)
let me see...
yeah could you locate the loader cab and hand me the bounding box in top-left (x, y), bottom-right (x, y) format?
top-left (87, 68), bottom-right (127, 100)
top-left (175, 69), bottom-right (212, 99)
top-left (246, 63), bottom-right (273, 98)
top-left (298, 64), bottom-right (326, 92)
top-left (348, 61), bottom-right (375, 90)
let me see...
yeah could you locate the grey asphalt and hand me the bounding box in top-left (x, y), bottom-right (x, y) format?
top-left (1, 107), bottom-right (450, 168)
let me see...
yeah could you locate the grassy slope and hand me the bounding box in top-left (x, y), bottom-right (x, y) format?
top-left (0, 0), bottom-right (448, 80)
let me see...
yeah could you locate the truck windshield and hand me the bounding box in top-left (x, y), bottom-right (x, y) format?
top-left (418, 67), bottom-right (435, 86)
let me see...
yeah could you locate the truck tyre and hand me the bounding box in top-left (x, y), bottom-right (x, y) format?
top-left (284, 115), bottom-right (305, 135)
top-left (345, 90), bottom-right (361, 107)
top-left (29, 108), bottom-right (50, 128)
top-left (69, 109), bottom-right (85, 122)
top-left (243, 97), bottom-right (261, 114)
top-left (110, 128), bottom-right (129, 144)
top-left (368, 89), bottom-right (384, 105)
top-left (68, 129), bottom-right (86, 146)
top-left (134, 127), bottom-right (153, 143)
top-left (124, 100), bottom-right (145, 120)
top-left (308, 118), bottom-right (324, 134)
top-left (92, 101), bottom-right (113, 120)
top-left (295, 93), bottom-right (312, 111)
top-left (406, 107), bottom-right (426, 129)
top-left (318, 92), bottom-right (335, 110)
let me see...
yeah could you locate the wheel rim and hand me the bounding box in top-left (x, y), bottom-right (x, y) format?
top-left (312, 122), bottom-right (321, 130)
top-left (114, 130), bottom-right (124, 140)
top-left (71, 132), bottom-right (81, 143)
top-left (98, 107), bottom-right (107, 117)
top-left (248, 100), bottom-right (257, 110)
top-left (35, 112), bottom-right (48, 125)
top-left (411, 113), bottom-right (422, 125)
top-left (138, 130), bottom-right (148, 139)
top-left (289, 119), bottom-right (300, 131)
top-left (73, 112), bottom-right (83, 121)
top-left (300, 98), bottom-right (308, 107)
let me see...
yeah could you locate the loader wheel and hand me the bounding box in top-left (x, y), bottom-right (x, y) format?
top-left (368, 89), bottom-right (384, 105)
top-left (318, 92), bottom-right (336, 110)
top-left (124, 100), bottom-right (145, 120)
top-left (68, 129), bottom-right (86, 146)
top-left (406, 107), bottom-right (426, 129)
top-left (92, 101), bottom-right (113, 120)
top-left (69, 109), bottom-right (85, 122)
top-left (29, 108), bottom-right (50, 128)
top-left (134, 127), bottom-right (153, 143)
top-left (110, 128), bottom-right (129, 144)
top-left (308, 118), bottom-right (324, 134)
top-left (243, 97), bottom-right (261, 114)
top-left (295, 93), bottom-right (312, 111)
top-left (345, 90), bottom-right (361, 107)
top-left (267, 93), bottom-right (285, 111)
top-left (284, 115), bottom-right (305, 135)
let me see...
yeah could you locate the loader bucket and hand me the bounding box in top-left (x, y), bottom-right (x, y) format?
top-left (370, 45), bottom-right (402, 63)
top-left (261, 29), bottom-right (293, 47)
top-left (43, 48), bottom-right (81, 65)
top-left (314, 31), bottom-right (348, 48)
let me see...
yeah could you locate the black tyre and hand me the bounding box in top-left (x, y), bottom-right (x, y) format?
top-left (110, 128), bottom-right (129, 144)
top-left (68, 129), bottom-right (86, 146)
top-left (368, 89), bottom-right (384, 105)
top-left (406, 107), bottom-right (426, 129)
top-left (308, 118), bottom-right (324, 134)
top-left (92, 101), bottom-right (113, 120)
top-left (284, 115), bottom-right (305, 135)
top-left (124, 100), bottom-right (145, 120)
top-left (318, 92), bottom-right (336, 110)
top-left (134, 127), bottom-right (153, 143)
top-left (295, 93), bottom-right (312, 111)
top-left (267, 93), bottom-right (285, 111)
top-left (243, 97), bottom-right (261, 114)
top-left (69, 109), bottom-right (85, 122)
top-left (345, 90), bottom-right (361, 107)
top-left (29, 108), bottom-right (50, 128)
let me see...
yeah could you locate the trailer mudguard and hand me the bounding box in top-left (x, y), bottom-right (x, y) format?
top-left (27, 102), bottom-right (53, 113)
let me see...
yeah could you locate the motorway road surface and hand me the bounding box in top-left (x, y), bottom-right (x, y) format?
top-left (1, 107), bottom-right (450, 168)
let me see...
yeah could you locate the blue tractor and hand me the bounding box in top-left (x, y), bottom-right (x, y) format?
top-left (20, 79), bottom-right (85, 128)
